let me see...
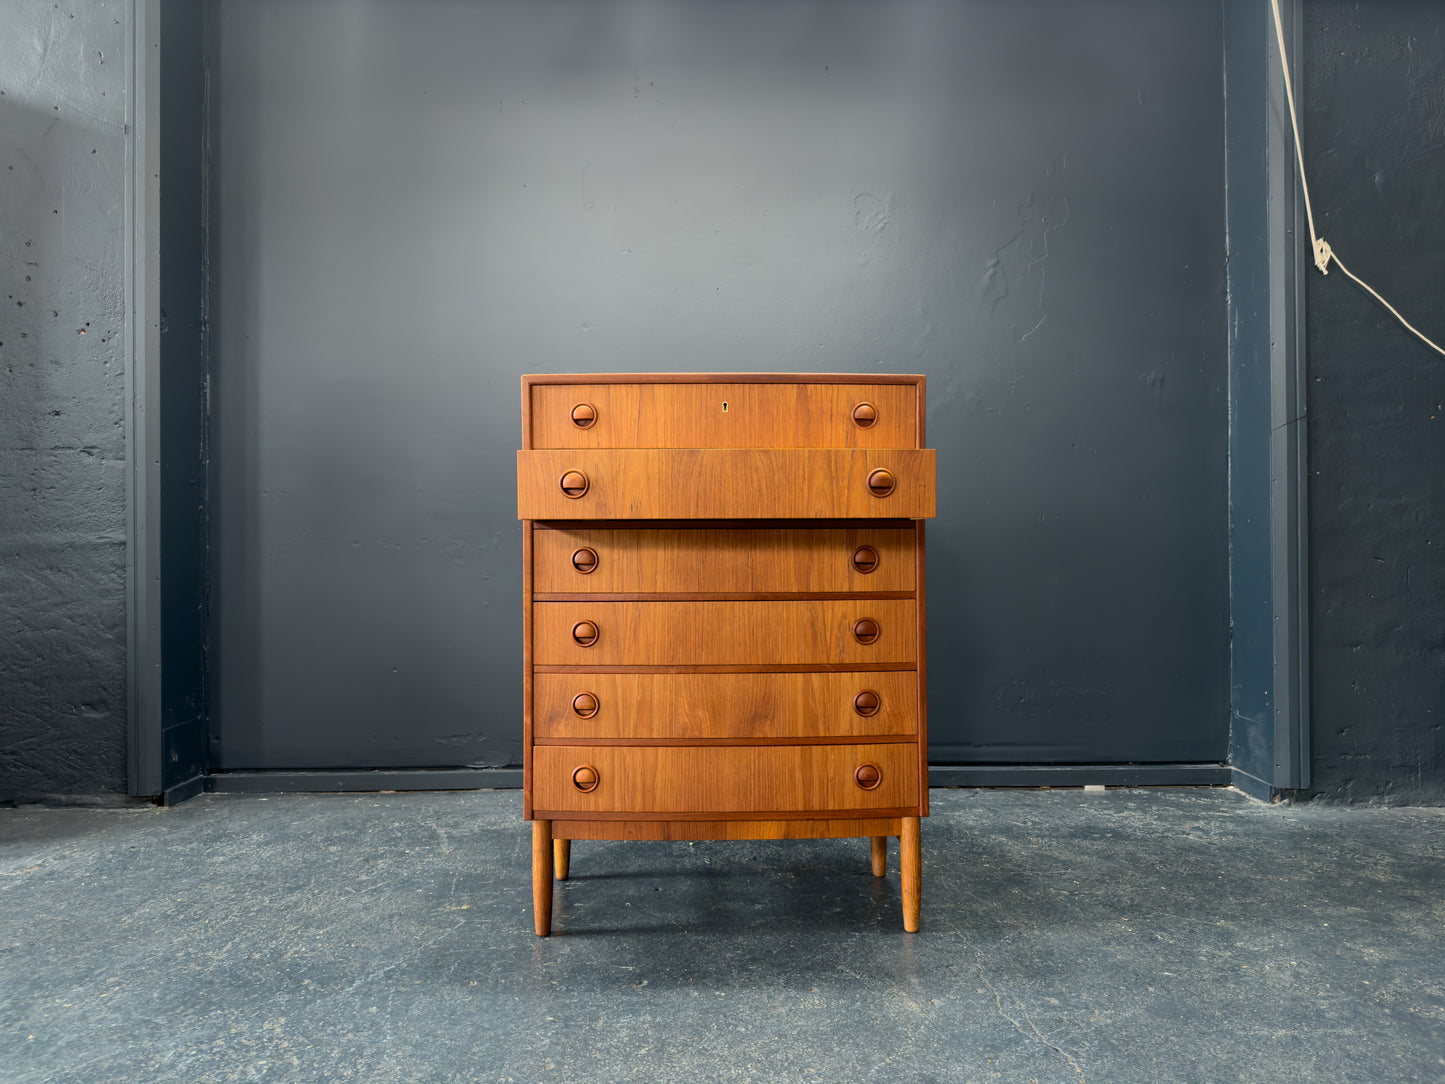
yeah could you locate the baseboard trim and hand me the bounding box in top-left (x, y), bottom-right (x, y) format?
top-left (205, 768), bottom-right (524, 794)
top-left (928, 763), bottom-right (1232, 788)
top-left (162, 773), bottom-right (207, 806)
top-left (1230, 767), bottom-right (1280, 802)
top-left (188, 763), bottom-right (1233, 800)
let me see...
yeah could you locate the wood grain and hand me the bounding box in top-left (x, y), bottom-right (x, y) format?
top-left (553, 839), bottom-right (570, 881)
top-left (915, 520), bottom-right (930, 818)
top-left (532, 820), bottom-right (552, 936)
top-left (533, 743), bottom-right (918, 814)
top-left (530, 382), bottom-right (919, 449)
top-left (537, 808), bottom-right (917, 822)
top-left (901, 816), bottom-right (921, 932)
top-left (533, 599), bottom-right (916, 666)
top-left (534, 519), bottom-right (918, 530)
top-left (523, 372), bottom-right (924, 386)
top-left (534, 671), bottom-right (919, 740)
top-left (533, 527), bottom-right (917, 593)
top-left (550, 817), bottom-right (905, 841)
top-left (517, 449), bottom-right (936, 520)
top-left (533, 736), bottom-right (913, 747)
top-left (533, 663), bottom-right (914, 674)
top-left (534, 593), bottom-right (915, 602)
top-left (518, 373), bottom-right (932, 933)
top-left (522, 521), bottom-right (534, 819)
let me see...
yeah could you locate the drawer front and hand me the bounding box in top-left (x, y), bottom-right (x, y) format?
top-left (533, 600), bottom-right (916, 666)
top-left (533, 527), bottom-right (917, 594)
top-left (535, 672), bottom-right (919, 740)
top-left (529, 382), bottom-right (919, 449)
top-left (517, 449), bottom-right (936, 520)
top-left (532, 743), bottom-right (919, 814)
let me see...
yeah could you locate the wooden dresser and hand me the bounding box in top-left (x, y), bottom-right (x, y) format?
top-left (516, 374), bottom-right (936, 934)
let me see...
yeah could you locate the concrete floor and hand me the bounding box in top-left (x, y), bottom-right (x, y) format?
top-left (1, 788), bottom-right (1442, 1083)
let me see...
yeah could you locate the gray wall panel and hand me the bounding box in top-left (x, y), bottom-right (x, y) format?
top-left (210, 0), bottom-right (1229, 770)
top-left (1303, 3), bottom-right (1445, 803)
top-left (0, 1), bottom-right (130, 801)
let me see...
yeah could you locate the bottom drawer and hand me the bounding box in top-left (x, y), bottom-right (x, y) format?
top-left (532, 743), bottom-right (919, 815)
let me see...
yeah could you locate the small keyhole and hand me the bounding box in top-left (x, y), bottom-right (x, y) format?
top-left (722, 402), bottom-right (728, 412)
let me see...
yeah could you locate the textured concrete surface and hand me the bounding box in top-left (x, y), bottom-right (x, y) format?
top-left (0, 0), bottom-right (130, 801)
top-left (2, 787), bottom-right (1442, 1082)
top-left (1303, 2), bottom-right (1445, 805)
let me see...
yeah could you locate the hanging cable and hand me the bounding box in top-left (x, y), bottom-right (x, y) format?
top-left (1269, 0), bottom-right (1445, 360)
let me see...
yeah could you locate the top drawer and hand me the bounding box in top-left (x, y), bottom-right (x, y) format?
top-left (525, 377), bottom-right (922, 450)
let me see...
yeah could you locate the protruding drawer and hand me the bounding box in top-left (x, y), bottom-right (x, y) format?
top-left (529, 381), bottom-right (920, 449)
top-left (532, 743), bottom-right (920, 814)
top-left (533, 527), bottom-right (917, 594)
top-left (517, 449), bottom-right (936, 520)
top-left (534, 671), bottom-right (919, 740)
top-left (532, 600), bottom-right (917, 666)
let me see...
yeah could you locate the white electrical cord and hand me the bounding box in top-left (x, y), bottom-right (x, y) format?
top-left (1270, 0), bottom-right (1445, 360)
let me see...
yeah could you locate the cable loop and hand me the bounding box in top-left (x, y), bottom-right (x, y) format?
top-left (1270, 0), bottom-right (1444, 360)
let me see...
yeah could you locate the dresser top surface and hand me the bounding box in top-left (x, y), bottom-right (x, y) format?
top-left (522, 373), bottom-right (925, 387)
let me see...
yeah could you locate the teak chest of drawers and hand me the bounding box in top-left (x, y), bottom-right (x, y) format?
top-left (517, 374), bottom-right (936, 934)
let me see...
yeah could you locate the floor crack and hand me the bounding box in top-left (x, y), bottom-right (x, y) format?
top-left (934, 908), bottom-right (1086, 1080)
top-left (973, 946), bottom-right (1085, 1082)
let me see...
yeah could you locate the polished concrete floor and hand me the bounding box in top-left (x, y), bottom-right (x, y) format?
top-left (2, 787), bottom-right (1442, 1083)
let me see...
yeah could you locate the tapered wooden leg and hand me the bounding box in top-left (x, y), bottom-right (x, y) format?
top-left (554, 838), bottom-right (571, 881)
top-left (870, 836), bottom-right (887, 878)
top-left (532, 820), bottom-right (553, 936)
top-left (900, 817), bottom-right (921, 932)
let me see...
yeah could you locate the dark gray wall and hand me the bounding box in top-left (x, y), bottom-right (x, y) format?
top-left (1223, 0), bottom-right (1277, 788)
top-left (10, 0), bottom-right (1440, 799)
top-left (158, 0), bottom-right (211, 790)
top-left (0, 2), bottom-right (130, 801)
top-left (1223, 0), bottom-right (1313, 798)
top-left (1304, 3), bottom-right (1445, 803)
top-left (917, 1), bottom-right (1230, 764)
top-left (9, 2), bottom-right (1441, 798)
top-left (209, 0), bottom-right (1229, 771)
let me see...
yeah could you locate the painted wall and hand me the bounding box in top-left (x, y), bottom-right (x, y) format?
top-left (206, 0), bottom-right (1229, 773)
top-left (1304, 3), bottom-right (1445, 803)
top-left (0, 1), bottom-right (129, 801)
top-left (1222, 0), bottom-right (1278, 790)
top-left (19, 2), bottom-right (1439, 800)
top-left (157, 0), bottom-right (210, 790)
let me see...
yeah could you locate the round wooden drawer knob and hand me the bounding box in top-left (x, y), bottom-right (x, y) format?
top-left (571, 547), bottom-right (599, 574)
top-left (571, 692), bottom-right (599, 718)
top-left (572, 765), bottom-right (599, 792)
top-left (559, 470), bottom-right (590, 499)
top-left (854, 690), bottom-right (881, 717)
top-left (852, 401), bottom-right (878, 428)
top-left (851, 545), bottom-right (879, 575)
top-left (853, 618), bottom-right (880, 645)
top-left (867, 468), bottom-right (895, 498)
top-left (571, 621), bottom-right (599, 648)
top-left (570, 402), bottom-right (597, 428)
top-left (854, 763), bottom-right (883, 790)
